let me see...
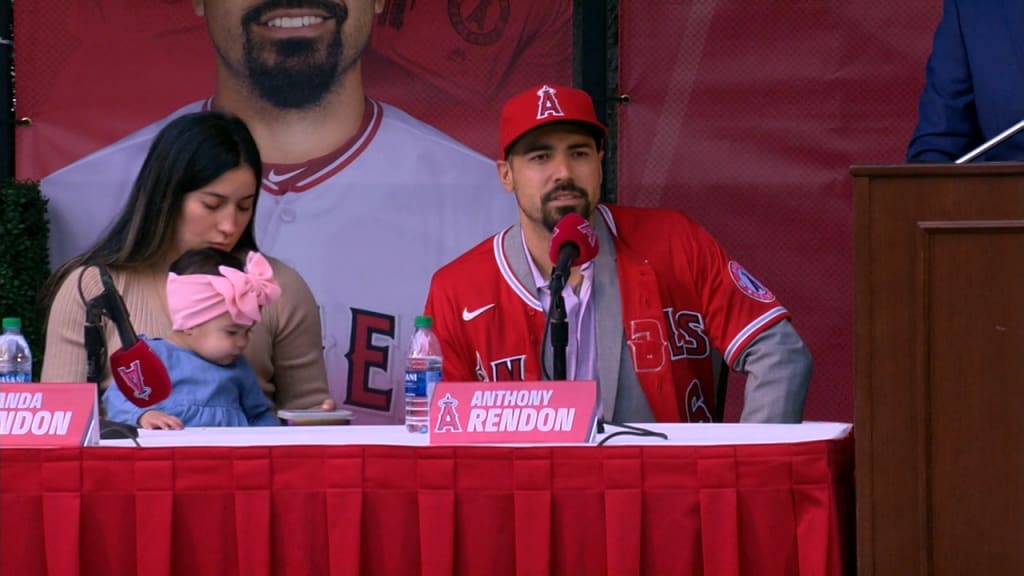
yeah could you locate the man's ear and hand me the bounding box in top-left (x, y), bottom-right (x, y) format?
top-left (496, 160), bottom-right (515, 193)
top-left (192, 0), bottom-right (205, 17)
top-left (374, 0), bottom-right (387, 14)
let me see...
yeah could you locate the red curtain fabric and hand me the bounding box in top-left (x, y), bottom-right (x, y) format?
top-left (0, 439), bottom-right (853, 576)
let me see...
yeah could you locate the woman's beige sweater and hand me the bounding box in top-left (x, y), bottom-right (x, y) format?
top-left (41, 257), bottom-right (329, 410)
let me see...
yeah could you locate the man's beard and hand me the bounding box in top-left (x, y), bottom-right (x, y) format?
top-left (240, 1), bottom-right (352, 109)
top-left (541, 184), bottom-right (594, 232)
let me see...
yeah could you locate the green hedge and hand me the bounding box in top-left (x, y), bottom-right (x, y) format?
top-left (0, 179), bottom-right (50, 380)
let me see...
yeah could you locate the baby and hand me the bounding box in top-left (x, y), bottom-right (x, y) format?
top-left (103, 248), bottom-right (281, 429)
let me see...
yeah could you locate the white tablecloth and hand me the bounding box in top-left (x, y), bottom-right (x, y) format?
top-left (101, 421), bottom-right (852, 447)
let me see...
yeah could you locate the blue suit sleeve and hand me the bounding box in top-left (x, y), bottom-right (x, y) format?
top-left (102, 383), bottom-right (147, 426)
top-left (237, 360), bottom-right (280, 426)
top-left (907, 0), bottom-right (982, 162)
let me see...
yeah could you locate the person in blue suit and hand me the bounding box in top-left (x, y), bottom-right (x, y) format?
top-left (907, 0), bottom-right (1024, 162)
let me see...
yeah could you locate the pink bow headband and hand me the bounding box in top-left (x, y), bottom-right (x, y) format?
top-left (167, 252), bottom-right (282, 330)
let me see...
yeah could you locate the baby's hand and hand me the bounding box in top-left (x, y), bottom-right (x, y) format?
top-left (139, 410), bottom-right (185, 430)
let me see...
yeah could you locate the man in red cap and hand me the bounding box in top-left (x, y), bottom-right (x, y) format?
top-left (424, 84), bottom-right (813, 424)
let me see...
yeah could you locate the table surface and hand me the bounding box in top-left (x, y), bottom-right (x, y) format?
top-left (98, 421), bottom-right (852, 447)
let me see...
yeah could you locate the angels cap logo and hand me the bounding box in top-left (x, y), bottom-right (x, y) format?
top-left (117, 359), bottom-right (152, 400)
top-left (500, 84), bottom-right (607, 155)
top-left (536, 85), bottom-right (565, 120)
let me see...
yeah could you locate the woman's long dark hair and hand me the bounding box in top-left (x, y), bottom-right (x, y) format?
top-left (40, 111), bottom-right (262, 316)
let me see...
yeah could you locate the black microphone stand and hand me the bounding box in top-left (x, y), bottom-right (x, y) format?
top-left (85, 282), bottom-right (140, 442)
top-left (84, 297), bottom-right (107, 384)
top-left (547, 267), bottom-right (569, 381)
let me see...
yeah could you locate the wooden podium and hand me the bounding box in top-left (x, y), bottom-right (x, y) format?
top-left (852, 163), bottom-right (1024, 575)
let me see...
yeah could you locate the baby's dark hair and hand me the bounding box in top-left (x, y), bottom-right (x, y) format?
top-left (169, 248), bottom-right (246, 276)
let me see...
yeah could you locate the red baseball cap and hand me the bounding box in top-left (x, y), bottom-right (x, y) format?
top-left (499, 84), bottom-right (607, 157)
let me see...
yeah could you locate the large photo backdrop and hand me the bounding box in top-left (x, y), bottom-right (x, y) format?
top-left (15, 0), bottom-right (570, 177)
top-left (15, 0), bottom-right (572, 426)
top-left (14, 0), bottom-right (945, 423)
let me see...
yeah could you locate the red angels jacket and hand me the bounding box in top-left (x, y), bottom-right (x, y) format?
top-left (424, 204), bottom-right (791, 423)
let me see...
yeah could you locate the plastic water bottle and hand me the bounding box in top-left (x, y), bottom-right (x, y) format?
top-left (405, 315), bottom-right (442, 433)
top-left (0, 317), bottom-right (33, 383)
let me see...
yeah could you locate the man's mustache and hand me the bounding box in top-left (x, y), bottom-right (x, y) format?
top-left (242, 0), bottom-right (348, 28)
top-left (542, 184), bottom-right (587, 203)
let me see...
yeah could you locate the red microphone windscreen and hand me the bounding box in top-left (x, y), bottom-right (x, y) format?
top-left (549, 213), bottom-right (600, 267)
top-left (110, 341), bottom-right (172, 408)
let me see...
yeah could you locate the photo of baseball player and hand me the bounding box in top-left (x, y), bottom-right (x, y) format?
top-left (37, 0), bottom-right (549, 424)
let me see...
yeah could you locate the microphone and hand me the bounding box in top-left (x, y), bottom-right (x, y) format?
top-left (548, 212), bottom-right (599, 282)
top-left (97, 266), bottom-right (172, 407)
top-left (543, 213), bottom-right (600, 381)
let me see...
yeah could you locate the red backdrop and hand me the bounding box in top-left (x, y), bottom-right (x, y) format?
top-left (14, 1), bottom-right (944, 422)
top-left (618, 2), bottom-right (942, 421)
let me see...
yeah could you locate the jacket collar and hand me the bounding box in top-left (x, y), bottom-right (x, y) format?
top-left (495, 206), bottom-right (626, 419)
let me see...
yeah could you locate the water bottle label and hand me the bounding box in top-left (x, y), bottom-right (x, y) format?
top-left (405, 369), bottom-right (441, 398)
top-left (0, 373), bottom-right (32, 383)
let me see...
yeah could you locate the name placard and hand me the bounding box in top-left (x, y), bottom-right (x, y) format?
top-left (429, 380), bottom-right (600, 444)
top-left (0, 383), bottom-right (100, 447)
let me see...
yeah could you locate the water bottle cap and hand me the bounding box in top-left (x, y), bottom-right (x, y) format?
top-left (2, 318), bottom-right (21, 330)
top-left (414, 315), bottom-right (433, 329)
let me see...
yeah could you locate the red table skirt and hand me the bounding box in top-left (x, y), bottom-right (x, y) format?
top-left (0, 439), bottom-right (853, 576)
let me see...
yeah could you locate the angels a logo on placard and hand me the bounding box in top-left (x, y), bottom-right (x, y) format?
top-left (728, 261), bottom-right (776, 303)
top-left (434, 393), bottom-right (462, 432)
